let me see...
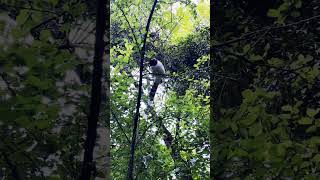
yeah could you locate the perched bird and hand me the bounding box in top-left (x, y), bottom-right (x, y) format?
top-left (149, 58), bottom-right (165, 101)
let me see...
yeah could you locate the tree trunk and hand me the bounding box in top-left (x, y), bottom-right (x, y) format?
top-left (80, 0), bottom-right (107, 179)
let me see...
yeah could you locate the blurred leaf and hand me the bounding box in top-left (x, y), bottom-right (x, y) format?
top-left (298, 117), bottom-right (313, 125)
top-left (306, 108), bottom-right (319, 117)
top-left (40, 30), bottom-right (51, 41)
top-left (267, 9), bottom-right (280, 18)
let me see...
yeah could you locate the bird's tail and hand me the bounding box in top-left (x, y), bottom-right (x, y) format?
top-left (149, 80), bottom-right (161, 101)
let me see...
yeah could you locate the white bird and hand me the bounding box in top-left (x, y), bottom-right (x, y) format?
top-left (149, 58), bottom-right (165, 101)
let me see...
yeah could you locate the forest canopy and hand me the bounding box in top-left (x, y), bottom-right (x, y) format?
top-left (0, 0), bottom-right (319, 179)
top-left (111, 0), bottom-right (209, 179)
top-left (211, 0), bottom-right (320, 179)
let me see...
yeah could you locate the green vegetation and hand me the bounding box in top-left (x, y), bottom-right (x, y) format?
top-left (111, 0), bottom-right (209, 179)
top-left (0, 0), bottom-right (209, 179)
top-left (211, 0), bottom-right (320, 179)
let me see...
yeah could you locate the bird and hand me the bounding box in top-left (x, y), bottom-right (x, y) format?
top-left (149, 58), bottom-right (165, 101)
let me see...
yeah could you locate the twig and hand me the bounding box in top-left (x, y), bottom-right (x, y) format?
top-left (1, 152), bottom-right (22, 180)
top-left (116, 4), bottom-right (141, 53)
top-left (225, 51), bottom-right (310, 82)
top-left (0, 4), bottom-right (60, 15)
top-left (30, 16), bottom-right (58, 36)
top-left (111, 111), bottom-right (131, 144)
top-left (72, 21), bottom-right (94, 44)
top-left (212, 14), bottom-right (320, 48)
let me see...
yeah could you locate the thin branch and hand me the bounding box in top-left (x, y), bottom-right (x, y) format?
top-left (72, 21), bottom-right (95, 44)
top-left (212, 14), bottom-right (320, 48)
top-left (136, 121), bottom-right (153, 144)
top-left (116, 4), bottom-right (141, 53)
top-left (218, 80), bottom-right (226, 104)
top-left (225, 51), bottom-right (310, 82)
top-left (127, 0), bottom-right (158, 179)
top-left (77, 26), bottom-right (96, 45)
top-left (30, 16), bottom-right (58, 36)
top-left (1, 152), bottom-right (22, 180)
top-left (111, 111), bottom-right (131, 144)
top-left (0, 4), bottom-right (60, 15)
top-left (249, 28), bottom-right (270, 52)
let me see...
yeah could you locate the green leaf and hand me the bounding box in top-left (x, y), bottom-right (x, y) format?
top-left (298, 117), bottom-right (313, 125)
top-left (196, 0), bottom-right (210, 20)
top-left (242, 89), bottom-right (252, 97)
top-left (249, 123), bottom-right (262, 136)
top-left (267, 9), bottom-right (280, 18)
top-left (281, 105), bottom-right (292, 112)
top-left (26, 76), bottom-right (50, 90)
top-left (309, 137), bottom-right (320, 145)
top-left (280, 141), bottom-right (292, 148)
top-left (16, 116), bottom-right (30, 127)
top-left (300, 161), bottom-right (310, 169)
top-left (11, 27), bottom-right (24, 38)
top-left (312, 154), bottom-right (320, 162)
top-left (306, 125), bottom-right (317, 133)
top-left (26, 75), bottom-right (42, 86)
top-left (249, 54), bottom-right (263, 61)
top-left (270, 116), bottom-right (280, 124)
top-left (19, 48), bottom-right (37, 66)
top-left (312, 65), bottom-right (320, 75)
top-left (241, 113), bottom-right (258, 126)
top-left (40, 30), bottom-right (51, 41)
top-left (16, 10), bottom-right (29, 25)
top-left (242, 89), bottom-right (257, 102)
top-left (268, 57), bottom-right (283, 66)
top-left (306, 108), bottom-right (319, 117)
top-left (291, 155), bottom-right (302, 165)
top-left (48, 0), bottom-right (58, 6)
top-left (278, 2), bottom-right (289, 11)
top-left (298, 54), bottom-right (305, 61)
top-left (233, 148), bottom-right (248, 157)
top-left (243, 44), bottom-right (250, 53)
top-left (35, 120), bottom-right (50, 129)
top-left (230, 123), bottom-right (238, 132)
top-left (276, 145), bottom-right (286, 157)
top-left (304, 175), bottom-right (318, 180)
top-left (70, 3), bottom-right (87, 16)
top-left (63, 4), bottom-right (69, 11)
top-left (0, 21), bottom-right (5, 32)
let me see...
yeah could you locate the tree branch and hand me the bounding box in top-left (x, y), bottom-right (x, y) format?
top-left (79, 0), bottom-right (107, 179)
top-left (212, 14), bottom-right (320, 49)
top-left (111, 111), bottom-right (131, 144)
top-left (116, 3), bottom-right (141, 54)
top-left (0, 4), bottom-right (61, 15)
top-left (127, 0), bottom-right (158, 179)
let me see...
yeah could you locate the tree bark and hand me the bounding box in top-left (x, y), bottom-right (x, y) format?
top-left (80, 0), bottom-right (107, 179)
top-left (126, 0), bottom-right (158, 179)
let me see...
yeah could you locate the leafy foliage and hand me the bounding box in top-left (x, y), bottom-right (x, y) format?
top-left (211, 0), bottom-right (320, 179)
top-left (111, 0), bottom-right (209, 179)
top-left (0, 1), bottom-right (95, 178)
